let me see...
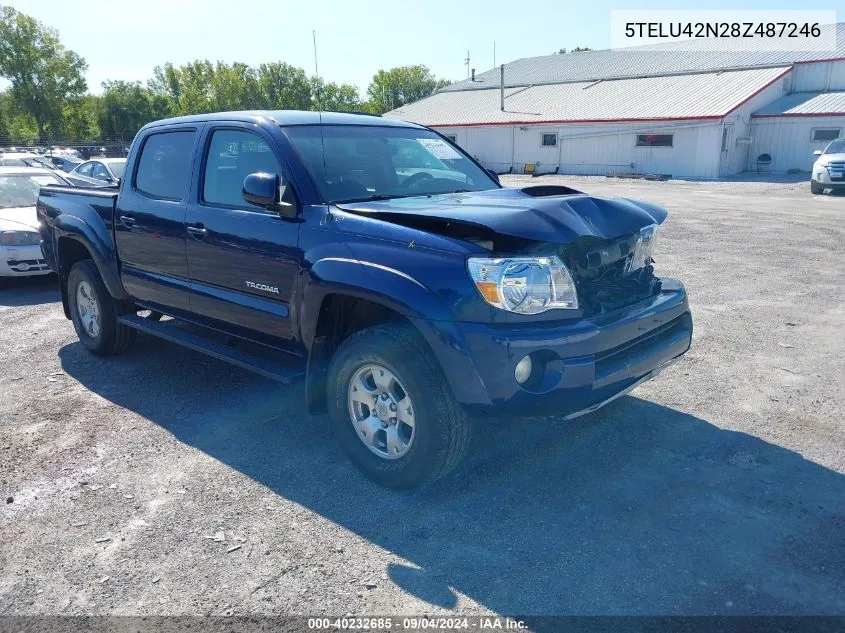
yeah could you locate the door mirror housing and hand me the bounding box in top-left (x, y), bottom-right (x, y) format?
top-left (242, 172), bottom-right (296, 218)
top-left (486, 168), bottom-right (500, 185)
top-left (813, 150), bottom-right (823, 156)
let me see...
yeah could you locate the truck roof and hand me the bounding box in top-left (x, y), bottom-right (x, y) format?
top-left (141, 110), bottom-right (421, 130)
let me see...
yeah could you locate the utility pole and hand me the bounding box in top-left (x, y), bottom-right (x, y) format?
top-left (493, 41), bottom-right (496, 68)
top-left (465, 50), bottom-right (470, 78)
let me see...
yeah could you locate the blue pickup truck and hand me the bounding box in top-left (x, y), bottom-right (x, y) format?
top-left (37, 111), bottom-right (692, 487)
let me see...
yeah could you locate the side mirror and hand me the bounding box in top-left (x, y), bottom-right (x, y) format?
top-left (486, 168), bottom-right (500, 185)
top-left (242, 172), bottom-right (296, 218)
top-left (813, 150), bottom-right (823, 156)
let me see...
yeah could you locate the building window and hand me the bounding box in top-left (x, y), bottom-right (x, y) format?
top-left (812, 128), bottom-right (841, 142)
top-left (636, 134), bottom-right (673, 147)
top-left (444, 134), bottom-right (457, 143)
top-left (541, 133), bottom-right (558, 147)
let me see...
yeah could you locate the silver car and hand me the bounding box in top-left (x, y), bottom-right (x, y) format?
top-left (66, 158), bottom-right (127, 187)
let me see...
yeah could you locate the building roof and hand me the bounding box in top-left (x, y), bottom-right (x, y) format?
top-left (752, 91), bottom-right (845, 117)
top-left (385, 66), bottom-right (789, 127)
top-left (446, 23), bottom-right (845, 91)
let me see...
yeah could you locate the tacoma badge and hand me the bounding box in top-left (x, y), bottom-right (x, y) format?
top-left (245, 281), bottom-right (279, 294)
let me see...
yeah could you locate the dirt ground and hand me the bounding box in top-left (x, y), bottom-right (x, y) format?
top-left (1, 175), bottom-right (843, 618)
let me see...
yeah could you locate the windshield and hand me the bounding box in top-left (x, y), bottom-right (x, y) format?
top-left (0, 174), bottom-right (64, 208)
top-left (283, 125), bottom-right (498, 204)
top-left (824, 139), bottom-right (845, 154)
top-left (107, 160), bottom-right (127, 178)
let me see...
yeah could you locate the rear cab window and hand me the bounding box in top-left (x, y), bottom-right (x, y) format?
top-left (135, 130), bottom-right (197, 201)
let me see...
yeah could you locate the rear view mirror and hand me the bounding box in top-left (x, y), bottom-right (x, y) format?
top-left (242, 172), bottom-right (296, 218)
top-left (814, 150), bottom-right (823, 156)
top-left (486, 168), bottom-right (501, 185)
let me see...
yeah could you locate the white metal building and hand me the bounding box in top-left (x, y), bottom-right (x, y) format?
top-left (384, 25), bottom-right (845, 178)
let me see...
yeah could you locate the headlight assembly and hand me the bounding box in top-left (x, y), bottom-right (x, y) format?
top-left (467, 255), bottom-right (578, 314)
top-left (0, 231), bottom-right (41, 246)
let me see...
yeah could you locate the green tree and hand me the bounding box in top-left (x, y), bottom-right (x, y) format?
top-left (557, 46), bottom-right (593, 54)
top-left (98, 81), bottom-right (174, 142)
top-left (0, 5), bottom-right (88, 142)
top-left (366, 65), bottom-right (449, 114)
top-left (255, 62), bottom-right (313, 111)
top-left (310, 78), bottom-right (362, 112)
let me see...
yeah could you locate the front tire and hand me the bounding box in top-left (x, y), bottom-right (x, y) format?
top-left (67, 260), bottom-right (136, 356)
top-left (327, 324), bottom-right (471, 488)
top-left (810, 180), bottom-right (824, 194)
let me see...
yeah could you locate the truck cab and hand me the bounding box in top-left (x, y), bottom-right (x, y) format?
top-left (38, 110), bottom-right (692, 488)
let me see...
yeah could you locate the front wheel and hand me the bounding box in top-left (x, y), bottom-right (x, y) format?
top-left (327, 324), bottom-right (471, 488)
top-left (810, 180), bottom-right (824, 195)
top-left (67, 260), bottom-right (136, 356)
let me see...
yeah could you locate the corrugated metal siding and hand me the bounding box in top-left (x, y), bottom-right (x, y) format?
top-left (444, 23), bottom-right (845, 91)
top-left (753, 91), bottom-right (845, 115)
top-left (385, 67), bottom-right (788, 127)
top-left (749, 117), bottom-right (844, 171)
top-left (433, 121), bottom-right (725, 178)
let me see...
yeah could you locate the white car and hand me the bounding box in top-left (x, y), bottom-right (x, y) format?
top-left (0, 167), bottom-right (69, 277)
top-left (811, 138), bottom-right (845, 195)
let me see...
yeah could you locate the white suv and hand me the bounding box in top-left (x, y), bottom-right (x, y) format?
top-left (811, 139), bottom-right (845, 195)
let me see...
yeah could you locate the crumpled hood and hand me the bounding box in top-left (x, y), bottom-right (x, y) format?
top-left (336, 187), bottom-right (667, 244)
top-left (0, 206), bottom-right (39, 232)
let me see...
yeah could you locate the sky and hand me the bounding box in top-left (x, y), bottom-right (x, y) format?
top-left (3, 0), bottom-right (841, 97)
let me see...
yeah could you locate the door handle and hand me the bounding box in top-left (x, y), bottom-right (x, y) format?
top-left (119, 215), bottom-right (135, 227)
top-left (186, 224), bottom-right (207, 237)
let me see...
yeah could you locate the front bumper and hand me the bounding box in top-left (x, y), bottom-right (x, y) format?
top-left (418, 279), bottom-right (692, 417)
top-left (0, 244), bottom-right (52, 277)
top-left (813, 168), bottom-right (845, 186)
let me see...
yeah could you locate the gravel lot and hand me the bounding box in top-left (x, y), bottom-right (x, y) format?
top-left (1, 175), bottom-right (843, 618)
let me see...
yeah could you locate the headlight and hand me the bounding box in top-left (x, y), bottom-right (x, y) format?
top-left (626, 224), bottom-right (658, 273)
top-left (467, 255), bottom-right (578, 314)
top-left (0, 231), bottom-right (41, 246)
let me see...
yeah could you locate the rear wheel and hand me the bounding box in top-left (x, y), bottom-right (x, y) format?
top-left (67, 260), bottom-right (136, 355)
top-left (327, 324), bottom-right (471, 488)
top-left (810, 180), bottom-right (824, 194)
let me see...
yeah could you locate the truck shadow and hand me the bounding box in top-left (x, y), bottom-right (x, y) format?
top-left (58, 335), bottom-right (845, 620)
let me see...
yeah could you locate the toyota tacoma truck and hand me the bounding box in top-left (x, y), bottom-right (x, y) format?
top-left (38, 111), bottom-right (692, 488)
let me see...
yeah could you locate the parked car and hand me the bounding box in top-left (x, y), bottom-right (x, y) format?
top-left (0, 152), bottom-right (57, 170)
top-left (48, 154), bottom-right (84, 173)
top-left (811, 138), bottom-right (845, 194)
top-left (65, 158), bottom-right (126, 187)
top-left (38, 110), bottom-right (692, 487)
top-left (0, 167), bottom-right (69, 277)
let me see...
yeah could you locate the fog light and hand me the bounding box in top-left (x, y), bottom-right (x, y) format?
top-left (515, 355), bottom-right (533, 384)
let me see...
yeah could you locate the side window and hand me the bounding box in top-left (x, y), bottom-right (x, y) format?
top-left (135, 130), bottom-right (196, 201)
top-left (203, 129), bottom-right (281, 209)
top-left (92, 162), bottom-right (111, 181)
top-left (77, 162), bottom-right (93, 177)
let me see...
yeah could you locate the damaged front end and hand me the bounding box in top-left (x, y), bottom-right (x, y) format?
top-left (337, 185), bottom-right (667, 316)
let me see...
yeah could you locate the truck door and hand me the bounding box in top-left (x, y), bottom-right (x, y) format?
top-left (115, 126), bottom-right (200, 313)
top-left (184, 124), bottom-right (301, 343)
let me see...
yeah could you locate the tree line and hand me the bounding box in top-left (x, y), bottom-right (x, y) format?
top-left (0, 5), bottom-right (450, 146)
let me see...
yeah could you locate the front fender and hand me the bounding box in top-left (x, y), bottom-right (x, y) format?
top-left (54, 214), bottom-right (127, 302)
top-left (301, 255), bottom-right (492, 409)
top-left (300, 255), bottom-right (456, 346)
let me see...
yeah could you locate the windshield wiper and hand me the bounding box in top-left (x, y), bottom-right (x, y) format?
top-left (331, 193), bottom-right (420, 204)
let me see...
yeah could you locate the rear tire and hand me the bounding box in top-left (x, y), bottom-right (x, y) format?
top-left (67, 259), bottom-right (136, 356)
top-left (327, 324), bottom-right (471, 488)
top-left (810, 180), bottom-right (824, 195)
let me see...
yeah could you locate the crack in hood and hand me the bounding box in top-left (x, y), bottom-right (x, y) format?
top-left (336, 187), bottom-right (667, 245)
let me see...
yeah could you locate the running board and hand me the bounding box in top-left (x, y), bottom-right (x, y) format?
top-left (118, 314), bottom-right (305, 384)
